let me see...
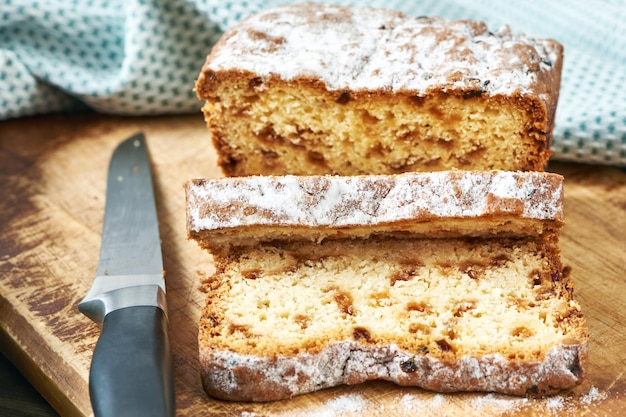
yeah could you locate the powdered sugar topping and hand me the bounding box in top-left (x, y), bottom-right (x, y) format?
top-left (236, 385), bottom-right (609, 416)
top-left (186, 171), bottom-right (563, 232)
top-left (204, 341), bottom-right (589, 409)
top-left (205, 3), bottom-right (561, 96)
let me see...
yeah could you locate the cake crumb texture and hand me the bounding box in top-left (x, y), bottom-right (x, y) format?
top-left (198, 237), bottom-right (587, 401)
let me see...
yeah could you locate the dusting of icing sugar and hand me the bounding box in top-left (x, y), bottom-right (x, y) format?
top-left (396, 386), bottom-right (608, 416)
top-left (187, 171), bottom-right (563, 232)
top-left (204, 342), bottom-right (584, 403)
top-left (490, 171), bottom-right (563, 220)
top-left (236, 385), bottom-right (608, 416)
top-left (470, 393), bottom-right (530, 413)
top-left (546, 395), bottom-right (565, 410)
top-left (210, 4), bottom-right (401, 91)
top-left (400, 392), bottom-right (447, 411)
top-left (206, 3), bottom-right (561, 96)
top-left (580, 386), bottom-right (608, 404)
top-left (310, 393), bottom-right (369, 417)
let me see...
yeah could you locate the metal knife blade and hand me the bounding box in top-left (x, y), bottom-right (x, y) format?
top-left (78, 133), bottom-right (175, 417)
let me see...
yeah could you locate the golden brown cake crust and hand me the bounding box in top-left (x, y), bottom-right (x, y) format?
top-left (196, 3), bottom-right (563, 175)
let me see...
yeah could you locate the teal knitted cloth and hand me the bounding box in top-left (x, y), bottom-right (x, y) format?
top-left (1, 0), bottom-right (625, 166)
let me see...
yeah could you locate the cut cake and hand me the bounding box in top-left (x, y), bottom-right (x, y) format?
top-left (186, 171), bottom-right (587, 401)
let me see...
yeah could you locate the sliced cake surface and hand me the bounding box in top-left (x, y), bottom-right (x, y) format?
top-left (196, 3), bottom-right (563, 175)
top-left (199, 237), bottom-right (586, 401)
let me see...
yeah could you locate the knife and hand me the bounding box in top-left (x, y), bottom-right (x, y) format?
top-left (78, 133), bottom-right (175, 417)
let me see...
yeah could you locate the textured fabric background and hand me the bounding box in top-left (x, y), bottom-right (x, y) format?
top-left (1, 0), bottom-right (625, 166)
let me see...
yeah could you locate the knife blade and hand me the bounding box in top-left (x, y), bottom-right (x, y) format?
top-left (78, 133), bottom-right (175, 417)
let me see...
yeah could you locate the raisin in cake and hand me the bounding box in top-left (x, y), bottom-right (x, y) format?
top-left (195, 3), bottom-right (563, 176)
top-left (186, 171), bottom-right (587, 401)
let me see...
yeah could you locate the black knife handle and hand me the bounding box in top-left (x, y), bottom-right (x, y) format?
top-left (89, 306), bottom-right (175, 417)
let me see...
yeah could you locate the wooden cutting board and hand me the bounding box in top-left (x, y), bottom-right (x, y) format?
top-left (0, 113), bottom-right (624, 417)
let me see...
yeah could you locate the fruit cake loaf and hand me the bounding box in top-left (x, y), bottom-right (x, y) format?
top-left (195, 3), bottom-right (564, 176)
top-left (186, 171), bottom-right (587, 401)
top-left (186, 171), bottom-right (564, 253)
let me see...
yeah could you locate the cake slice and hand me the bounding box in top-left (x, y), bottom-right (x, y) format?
top-left (195, 3), bottom-right (563, 176)
top-left (186, 171), bottom-right (564, 253)
top-left (186, 171), bottom-right (587, 401)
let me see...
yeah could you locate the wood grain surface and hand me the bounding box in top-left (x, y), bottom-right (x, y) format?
top-left (0, 113), bottom-right (624, 417)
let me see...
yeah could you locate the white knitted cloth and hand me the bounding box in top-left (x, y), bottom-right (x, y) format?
top-left (1, 0), bottom-right (624, 165)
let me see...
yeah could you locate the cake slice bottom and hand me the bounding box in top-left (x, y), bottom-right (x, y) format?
top-left (199, 236), bottom-right (587, 401)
